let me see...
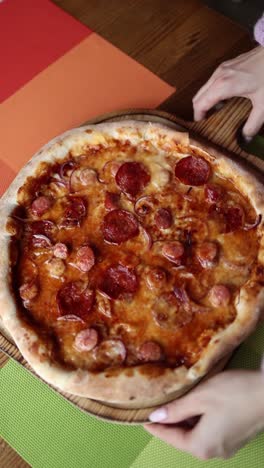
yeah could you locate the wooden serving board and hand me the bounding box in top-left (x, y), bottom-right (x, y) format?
top-left (0, 108), bottom-right (263, 424)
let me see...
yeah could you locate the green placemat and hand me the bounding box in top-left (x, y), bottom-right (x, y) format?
top-left (1, 324), bottom-right (264, 468)
top-left (243, 135), bottom-right (264, 160)
top-left (0, 360), bottom-right (150, 467)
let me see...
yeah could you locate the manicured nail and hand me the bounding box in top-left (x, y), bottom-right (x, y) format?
top-left (149, 407), bottom-right (168, 422)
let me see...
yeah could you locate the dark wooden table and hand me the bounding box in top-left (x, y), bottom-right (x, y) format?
top-left (0, 0), bottom-right (253, 465)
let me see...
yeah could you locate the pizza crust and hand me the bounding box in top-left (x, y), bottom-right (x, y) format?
top-left (0, 121), bottom-right (264, 408)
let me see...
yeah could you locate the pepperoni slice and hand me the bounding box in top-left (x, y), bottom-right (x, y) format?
top-left (115, 162), bottom-right (150, 197)
top-left (138, 341), bottom-right (162, 362)
top-left (99, 264), bottom-right (138, 300)
top-left (145, 267), bottom-right (167, 290)
top-left (205, 184), bottom-right (223, 204)
top-left (196, 242), bottom-right (218, 268)
top-left (155, 208), bottom-right (173, 229)
top-left (175, 156), bottom-right (210, 186)
top-left (31, 196), bottom-right (52, 216)
top-left (57, 282), bottom-right (94, 319)
top-left (161, 241), bottom-right (185, 265)
top-left (102, 209), bottom-right (139, 244)
top-left (104, 192), bottom-right (120, 211)
top-left (75, 246), bottom-right (95, 272)
top-left (225, 206), bottom-right (244, 232)
top-left (62, 197), bottom-right (87, 228)
top-left (208, 285), bottom-right (231, 307)
top-left (53, 243), bottom-right (68, 259)
top-left (74, 328), bottom-right (98, 352)
top-left (94, 339), bottom-right (126, 366)
top-left (19, 282), bottom-right (38, 301)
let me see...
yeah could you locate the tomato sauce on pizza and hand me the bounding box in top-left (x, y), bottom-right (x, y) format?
top-left (7, 125), bottom-right (262, 377)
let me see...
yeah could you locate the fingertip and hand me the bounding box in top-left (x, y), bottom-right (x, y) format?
top-left (193, 108), bottom-right (201, 120)
top-left (261, 354), bottom-right (264, 373)
top-left (194, 114), bottom-right (204, 123)
top-left (193, 101), bottom-right (207, 122)
top-left (242, 107), bottom-right (264, 142)
top-left (242, 130), bottom-right (253, 143)
top-left (244, 135), bottom-right (253, 143)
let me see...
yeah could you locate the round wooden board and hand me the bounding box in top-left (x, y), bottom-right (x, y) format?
top-left (0, 109), bottom-right (233, 425)
top-left (84, 107), bottom-right (188, 131)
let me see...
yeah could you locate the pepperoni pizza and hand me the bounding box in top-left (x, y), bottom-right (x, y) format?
top-left (0, 121), bottom-right (264, 408)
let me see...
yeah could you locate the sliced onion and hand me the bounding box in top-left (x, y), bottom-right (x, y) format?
top-left (97, 175), bottom-right (106, 184)
top-left (171, 265), bottom-right (186, 271)
top-left (11, 215), bottom-right (30, 223)
top-left (139, 225), bottom-right (153, 251)
top-left (182, 194), bottom-right (193, 202)
top-left (59, 161), bottom-right (75, 180)
top-left (134, 196), bottom-right (155, 216)
top-left (57, 314), bottom-right (84, 322)
top-left (182, 187), bottom-right (193, 201)
top-left (243, 214), bottom-right (262, 231)
top-left (177, 271), bottom-right (195, 278)
top-left (173, 285), bottom-right (208, 314)
top-left (96, 291), bottom-right (112, 318)
top-left (222, 258), bottom-right (250, 274)
top-left (97, 288), bottom-right (113, 301)
top-left (173, 286), bottom-right (189, 304)
top-left (99, 160), bottom-right (122, 184)
top-left (32, 234), bottom-right (52, 246)
top-left (50, 177), bottom-right (68, 187)
top-left (69, 169), bottom-right (80, 192)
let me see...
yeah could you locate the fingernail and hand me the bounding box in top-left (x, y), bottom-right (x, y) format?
top-left (261, 355), bottom-right (264, 373)
top-left (214, 102), bottom-right (225, 111)
top-left (149, 407), bottom-right (168, 422)
top-left (243, 134), bottom-right (253, 143)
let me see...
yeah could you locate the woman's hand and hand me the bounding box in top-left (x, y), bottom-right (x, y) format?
top-left (144, 370), bottom-right (264, 460)
top-left (193, 47), bottom-right (264, 140)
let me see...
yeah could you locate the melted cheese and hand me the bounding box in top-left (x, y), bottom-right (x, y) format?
top-left (10, 139), bottom-right (260, 371)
